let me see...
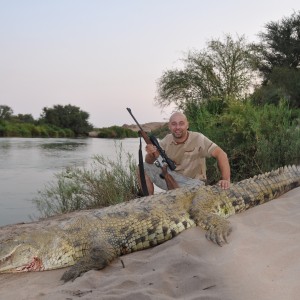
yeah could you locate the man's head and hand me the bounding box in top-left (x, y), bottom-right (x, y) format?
top-left (168, 112), bottom-right (189, 141)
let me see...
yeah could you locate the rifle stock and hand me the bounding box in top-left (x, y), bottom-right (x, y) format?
top-left (161, 165), bottom-right (179, 190)
top-left (126, 107), bottom-right (179, 190)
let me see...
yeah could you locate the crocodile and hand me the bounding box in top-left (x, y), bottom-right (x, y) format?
top-left (0, 165), bottom-right (299, 282)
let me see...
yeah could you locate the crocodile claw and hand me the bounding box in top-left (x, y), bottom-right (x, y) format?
top-left (205, 223), bottom-right (232, 247)
top-left (61, 266), bottom-right (83, 282)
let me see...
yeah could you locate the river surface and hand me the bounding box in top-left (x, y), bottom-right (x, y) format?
top-left (0, 137), bottom-right (142, 227)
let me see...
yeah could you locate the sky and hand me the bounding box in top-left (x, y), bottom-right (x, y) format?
top-left (1, 1), bottom-right (299, 128)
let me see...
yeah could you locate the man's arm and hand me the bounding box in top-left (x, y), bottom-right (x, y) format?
top-left (211, 147), bottom-right (231, 189)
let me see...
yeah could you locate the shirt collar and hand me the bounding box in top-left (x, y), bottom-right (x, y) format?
top-left (171, 131), bottom-right (189, 145)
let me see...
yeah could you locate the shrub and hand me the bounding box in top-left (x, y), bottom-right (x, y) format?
top-left (32, 142), bottom-right (140, 218)
top-left (185, 100), bottom-right (300, 183)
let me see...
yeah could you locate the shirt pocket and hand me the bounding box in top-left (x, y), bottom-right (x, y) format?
top-left (181, 147), bottom-right (197, 165)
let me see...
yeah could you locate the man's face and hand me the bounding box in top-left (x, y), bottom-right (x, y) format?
top-left (169, 113), bottom-right (189, 139)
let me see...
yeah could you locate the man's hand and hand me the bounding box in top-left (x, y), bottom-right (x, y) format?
top-left (145, 144), bottom-right (157, 155)
top-left (145, 144), bottom-right (159, 164)
top-left (218, 179), bottom-right (230, 189)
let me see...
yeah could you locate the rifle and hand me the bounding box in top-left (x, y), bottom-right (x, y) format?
top-left (126, 108), bottom-right (179, 191)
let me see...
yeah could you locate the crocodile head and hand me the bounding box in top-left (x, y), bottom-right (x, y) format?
top-left (0, 231), bottom-right (76, 273)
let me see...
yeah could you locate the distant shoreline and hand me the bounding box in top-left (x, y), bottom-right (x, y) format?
top-left (89, 122), bottom-right (167, 138)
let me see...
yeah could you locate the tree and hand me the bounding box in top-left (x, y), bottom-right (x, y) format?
top-left (251, 66), bottom-right (300, 107)
top-left (0, 105), bottom-right (13, 120)
top-left (155, 34), bottom-right (258, 110)
top-left (13, 114), bottom-right (35, 123)
top-left (252, 11), bottom-right (300, 108)
top-left (40, 104), bottom-right (93, 135)
top-left (256, 11), bottom-right (300, 81)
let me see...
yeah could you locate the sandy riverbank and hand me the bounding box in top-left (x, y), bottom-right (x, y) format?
top-left (0, 187), bottom-right (299, 300)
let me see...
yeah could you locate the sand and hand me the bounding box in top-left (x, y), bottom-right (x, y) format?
top-left (0, 187), bottom-right (299, 300)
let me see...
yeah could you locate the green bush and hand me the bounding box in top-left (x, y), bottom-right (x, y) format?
top-left (254, 102), bottom-right (300, 171)
top-left (62, 128), bottom-right (75, 137)
top-left (17, 127), bottom-right (32, 137)
top-left (32, 142), bottom-right (140, 218)
top-left (47, 127), bottom-right (59, 138)
top-left (0, 123), bottom-right (6, 136)
top-left (0, 119), bottom-right (76, 138)
top-left (185, 100), bottom-right (300, 183)
top-left (4, 123), bottom-right (19, 137)
top-left (31, 126), bottom-right (41, 137)
top-left (38, 126), bottom-right (49, 137)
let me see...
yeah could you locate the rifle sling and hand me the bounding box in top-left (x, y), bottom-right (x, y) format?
top-left (138, 136), bottom-right (149, 196)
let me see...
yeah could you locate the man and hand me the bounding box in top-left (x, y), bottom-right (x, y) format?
top-left (142, 112), bottom-right (230, 195)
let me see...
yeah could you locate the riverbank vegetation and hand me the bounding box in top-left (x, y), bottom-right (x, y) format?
top-left (0, 119), bottom-right (75, 138)
top-left (0, 104), bottom-right (92, 137)
top-left (186, 99), bottom-right (300, 184)
top-left (95, 125), bottom-right (138, 138)
top-left (0, 104), bottom-right (138, 139)
top-left (33, 142), bottom-right (140, 218)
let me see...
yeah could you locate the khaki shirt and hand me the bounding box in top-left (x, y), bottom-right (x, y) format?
top-left (160, 131), bottom-right (218, 181)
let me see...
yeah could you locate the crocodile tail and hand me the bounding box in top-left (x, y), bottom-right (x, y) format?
top-left (226, 165), bottom-right (300, 214)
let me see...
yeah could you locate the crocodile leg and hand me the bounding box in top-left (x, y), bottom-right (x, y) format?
top-left (190, 208), bottom-right (232, 246)
top-left (61, 242), bottom-right (118, 282)
top-left (189, 188), bottom-right (234, 246)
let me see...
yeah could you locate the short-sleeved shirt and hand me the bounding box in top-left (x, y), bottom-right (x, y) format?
top-left (160, 131), bottom-right (218, 181)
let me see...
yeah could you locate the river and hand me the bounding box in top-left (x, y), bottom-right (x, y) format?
top-left (0, 137), bottom-right (142, 227)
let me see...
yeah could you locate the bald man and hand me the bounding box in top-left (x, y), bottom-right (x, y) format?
top-left (142, 112), bottom-right (231, 195)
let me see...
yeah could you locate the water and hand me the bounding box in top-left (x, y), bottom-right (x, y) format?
top-left (0, 137), bottom-right (141, 227)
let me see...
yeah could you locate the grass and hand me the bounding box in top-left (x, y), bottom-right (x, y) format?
top-left (32, 142), bottom-right (140, 218)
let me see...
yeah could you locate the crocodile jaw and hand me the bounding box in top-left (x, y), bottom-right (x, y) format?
top-left (0, 244), bottom-right (45, 273)
top-left (1, 257), bottom-right (45, 273)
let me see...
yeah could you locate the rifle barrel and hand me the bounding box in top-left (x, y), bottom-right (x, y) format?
top-left (126, 108), bottom-right (144, 132)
